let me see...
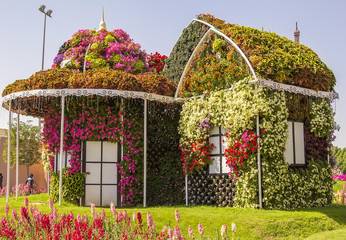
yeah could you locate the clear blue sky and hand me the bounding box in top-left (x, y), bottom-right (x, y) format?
top-left (0, 0), bottom-right (345, 147)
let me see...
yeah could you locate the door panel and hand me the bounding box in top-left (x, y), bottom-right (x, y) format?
top-left (83, 141), bottom-right (120, 207)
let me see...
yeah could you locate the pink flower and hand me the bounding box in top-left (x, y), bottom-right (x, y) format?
top-left (24, 197), bottom-right (29, 208)
top-left (221, 224), bottom-right (227, 237)
top-left (147, 212), bottom-right (153, 228)
top-left (174, 225), bottom-right (182, 239)
top-left (161, 225), bottom-right (167, 234)
top-left (168, 228), bottom-right (173, 238)
top-left (12, 209), bottom-right (18, 220)
top-left (188, 226), bottom-right (194, 237)
top-left (49, 198), bottom-right (54, 211)
top-left (175, 210), bottom-right (180, 222)
top-left (198, 223), bottom-right (204, 235)
top-left (5, 204), bottom-right (9, 214)
top-left (91, 202), bottom-right (96, 218)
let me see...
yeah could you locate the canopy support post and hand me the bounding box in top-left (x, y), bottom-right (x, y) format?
top-left (16, 111), bottom-right (20, 199)
top-left (185, 175), bottom-right (188, 206)
top-left (58, 96), bottom-right (65, 206)
top-left (255, 85), bottom-right (263, 209)
top-left (143, 99), bottom-right (147, 207)
top-left (6, 101), bottom-right (12, 203)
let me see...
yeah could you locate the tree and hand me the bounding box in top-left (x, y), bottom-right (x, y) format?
top-left (333, 146), bottom-right (346, 174)
top-left (2, 119), bottom-right (41, 176)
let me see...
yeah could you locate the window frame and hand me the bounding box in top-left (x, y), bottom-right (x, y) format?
top-left (285, 120), bottom-right (306, 167)
top-left (208, 127), bottom-right (229, 175)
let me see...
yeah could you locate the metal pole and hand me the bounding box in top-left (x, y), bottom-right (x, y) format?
top-left (58, 96), bottom-right (65, 206)
top-left (41, 13), bottom-right (46, 70)
top-left (143, 99), bottom-right (147, 207)
top-left (185, 175), bottom-right (188, 206)
top-left (255, 85), bottom-right (263, 209)
top-left (6, 101), bottom-right (12, 202)
top-left (16, 111), bottom-right (20, 199)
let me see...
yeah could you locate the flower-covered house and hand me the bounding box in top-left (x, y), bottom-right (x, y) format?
top-left (166, 14), bottom-right (338, 209)
top-left (2, 16), bottom-right (184, 207)
top-left (2, 13), bottom-right (339, 210)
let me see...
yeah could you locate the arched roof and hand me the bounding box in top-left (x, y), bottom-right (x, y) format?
top-left (164, 14), bottom-right (336, 98)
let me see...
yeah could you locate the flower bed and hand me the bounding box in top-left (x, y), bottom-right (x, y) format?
top-left (0, 198), bottom-right (238, 239)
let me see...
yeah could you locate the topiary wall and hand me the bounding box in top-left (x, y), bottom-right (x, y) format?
top-left (147, 102), bottom-right (185, 206)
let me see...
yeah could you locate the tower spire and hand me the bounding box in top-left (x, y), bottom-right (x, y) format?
top-left (294, 22), bottom-right (300, 43)
top-left (98, 7), bottom-right (107, 31)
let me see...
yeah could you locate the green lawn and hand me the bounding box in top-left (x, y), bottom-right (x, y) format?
top-left (1, 194), bottom-right (346, 239)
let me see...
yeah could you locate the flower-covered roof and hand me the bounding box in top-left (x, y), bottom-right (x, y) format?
top-left (2, 28), bottom-right (176, 98)
top-left (165, 14), bottom-right (336, 97)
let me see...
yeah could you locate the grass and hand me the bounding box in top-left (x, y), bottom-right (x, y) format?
top-left (1, 194), bottom-right (346, 239)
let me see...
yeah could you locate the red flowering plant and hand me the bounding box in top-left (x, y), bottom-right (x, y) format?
top-left (179, 138), bottom-right (214, 176)
top-left (224, 130), bottom-right (259, 178)
top-left (147, 52), bottom-right (168, 73)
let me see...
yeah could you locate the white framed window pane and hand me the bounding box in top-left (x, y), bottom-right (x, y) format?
top-left (221, 156), bottom-right (230, 174)
top-left (294, 122), bottom-right (305, 164)
top-left (285, 121), bottom-right (294, 164)
top-left (102, 185), bottom-right (117, 206)
top-left (209, 157), bottom-right (221, 174)
top-left (55, 151), bottom-right (71, 171)
top-left (210, 127), bottom-right (220, 135)
top-left (86, 163), bottom-right (101, 184)
top-left (209, 136), bottom-right (220, 154)
top-left (102, 163), bottom-right (118, 184)
top-left (221, 128), bottom-right (227, 134)
top-left (86, 141), bottom-right (101, 162)
top-left (66, 153), bottom-right (71, 168)
top-left (85, 185), bottom-right (100, 206)
top-left (103, 142), bottom-right (118, 162)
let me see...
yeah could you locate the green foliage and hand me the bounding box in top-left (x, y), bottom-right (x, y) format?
top-left (263, 159), bottom-right (334, 209)
top-left (147, 102), bottom-right (184, 206)
top-left (309, 98), bottom-right (334, 138)
top-left (164, 21), bottom-right (208, 83)
top-left (179, 14), bottom-right (336, 92)
top-left (333, 147), bottom-right (346, 173)
top-left (50, 168), bottom-right (85, 205)
top-left (179, 79), bottom-right (334, 209)
top-left (2, 119), bottom-right (41, 170)
top-left (2, 68), bottom-right (177, 97)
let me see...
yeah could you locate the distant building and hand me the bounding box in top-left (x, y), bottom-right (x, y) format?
top-left (0, 128), bottom-right (46, 192)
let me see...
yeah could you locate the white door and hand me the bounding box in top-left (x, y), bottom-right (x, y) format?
top-left (83, 141), bottom-right (120, 207)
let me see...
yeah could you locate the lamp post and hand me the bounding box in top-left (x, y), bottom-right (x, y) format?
top-left (39, 5), bottom-right (53, 71)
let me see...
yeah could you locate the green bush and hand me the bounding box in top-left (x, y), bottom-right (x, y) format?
top-left (50, 168), bottom-right (85, 205)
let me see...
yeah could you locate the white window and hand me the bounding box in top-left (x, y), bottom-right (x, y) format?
top-left (55, 151), bottom-right (72, 171)
top-left (209, 127), bottom-right (230, 174)
top-left (284, 121), bottom-right (305, 165)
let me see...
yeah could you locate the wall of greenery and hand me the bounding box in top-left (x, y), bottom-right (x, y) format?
top-left (196, 14), bottom-right (336, 92)
top-left (147, 102), bottom-right (184, 206)
top-left (42, 96), bottom-right (145, 206)
top-left (174, 14), bottom-right (336, 209)
top-left (179, 78), bottom-right (335, 209)
top-left (50, 168), bottom-right (85, 205)
top-left (164, 22), bottom-right (208, 83)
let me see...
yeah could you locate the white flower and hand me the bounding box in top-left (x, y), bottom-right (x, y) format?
top-left (232, 223), bottom-right (237, 233)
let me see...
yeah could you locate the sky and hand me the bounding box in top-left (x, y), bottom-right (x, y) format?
top-left (0, 0), bottom-right (345, 147)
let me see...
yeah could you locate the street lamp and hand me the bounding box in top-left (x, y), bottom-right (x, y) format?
top-left (39, 5), bottom-right (53, 71)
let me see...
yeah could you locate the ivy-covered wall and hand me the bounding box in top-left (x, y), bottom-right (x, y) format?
top-left (179, 79), bottom-right (335, 209)
top-left (173, 14), bottom-right (336, 210)
top-left (188, 168), bottom-right (236, 207)
top-left (147, 102), bottom-right (185, 206)
top-left (42, 96), bottom-right (185, 207)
